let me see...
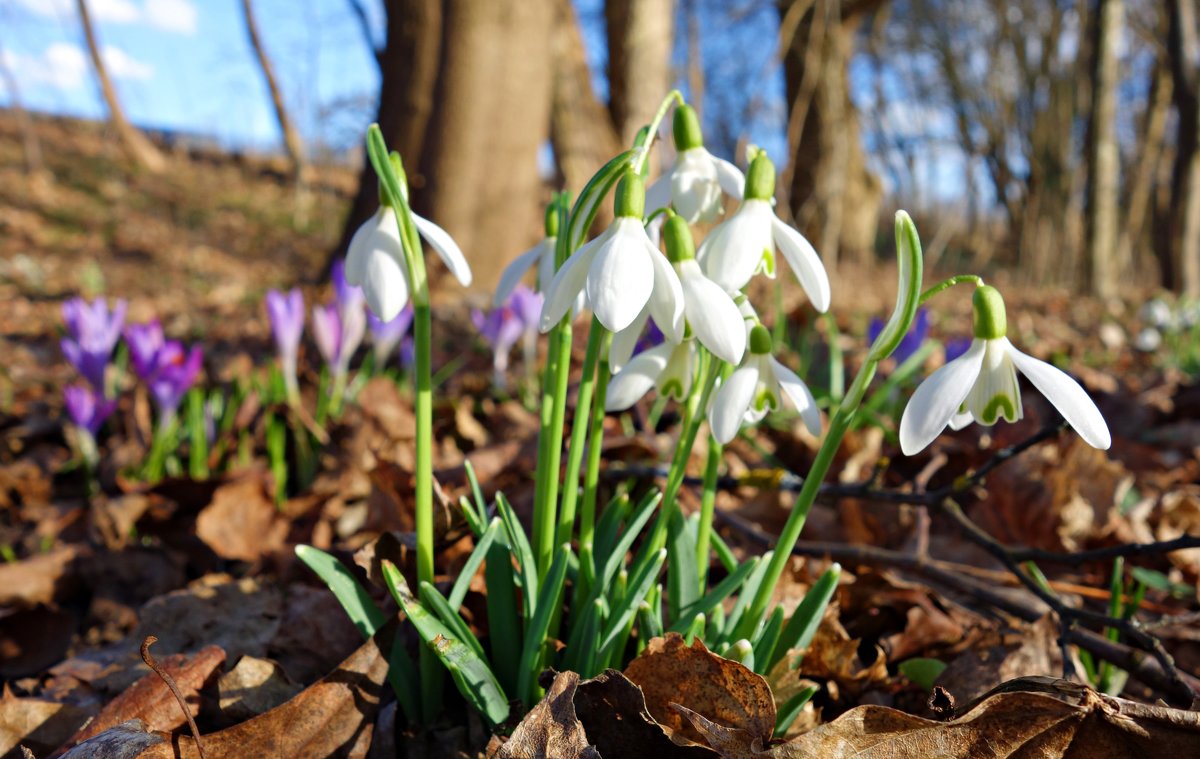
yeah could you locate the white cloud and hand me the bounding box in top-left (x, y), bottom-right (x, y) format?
top-left (1, 42), bottom-right (153, 91)
top-left (14, 0), bottom-right (196, 35)
top-left (102, 45), bottom-right (155, 81)
top-left (3, 43), bottom-right (89, 90)
top-left (144, 0), bottom-right (198, 35)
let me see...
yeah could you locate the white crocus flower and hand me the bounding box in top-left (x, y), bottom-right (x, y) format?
top-left (345, 204), bottom-right (472, 322)
top-left (540, 173), bottom-right (684, 339)
top-left (610, 214), bottom-right (746, 371)
top-left (708, 325), bottom-right (821, 445)
top-left (606, 340), bottom-right (697, 411)
top-left (697, 153), bottom-right (830, 313)
top-left (644, 104), bottom-right (744, 224)
top-left (899, 285), bottom-right (1111, 455)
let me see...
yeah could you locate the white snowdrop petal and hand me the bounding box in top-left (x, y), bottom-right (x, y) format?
top-left (645, 174), bottom-right (672, 214)
top-left (413, 212), bottom-right (472, 287)
top-left (362, 249), bottom-right (409, 322)
top-left (708, 363), bottom-right (760, 445)
top-left (494, 245), bottom-right (543, 307)
top-left (1006, 340), bottom-right (1112, 450)
top-left (587, 220), bottom-right (655, 333)
top-left (710, 152), bottom-right (746, 200)
top-left (899, 339), bottom-right (986, 455)
top-left (540, 244), bottom-right (594, 332)
top-left (645, 240), bottom-right (686, 343)
top-left (771, 357), bottom-right (821, 436)
top-left (605, 343), bottom-right (672, 411)
top-left (679, 260), bottom-right (746, 364)
top-left (770, 216), bottom-right (830, 313)
top-left (609, 307), bottom-right (650, 373)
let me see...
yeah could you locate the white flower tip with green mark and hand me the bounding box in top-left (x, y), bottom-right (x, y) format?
top-left (899, 336), bottom-right (1111, 455)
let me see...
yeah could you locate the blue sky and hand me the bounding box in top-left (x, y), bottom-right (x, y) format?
top-left (0, 0), bottom-right (975, 203)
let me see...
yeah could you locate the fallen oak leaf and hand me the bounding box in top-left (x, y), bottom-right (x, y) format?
top-left (624, 634), bottom-right (775, 749)
top-left (0, 687), bottom-right (90, 757)
top-left (489, 670), bottom-right (600, 759)
top-left (50, 644), bottom-right (225, 757)
top-left (573, 669), bottom-right (715, 759)
top-left (769, 677), bottom-right (1200, 757)
top-left (135, 620), bottom-right (395, 759)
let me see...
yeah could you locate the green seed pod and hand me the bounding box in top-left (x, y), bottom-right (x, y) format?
top-left (744, 153), bottom-right (776, 201)
top-left (972, 285), bottom-right (1007, 340)
top-left (672, 104), bottom-right (704, 152)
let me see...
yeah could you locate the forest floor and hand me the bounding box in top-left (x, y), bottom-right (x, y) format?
top-left (2, 112), bottom-right (1200, 757)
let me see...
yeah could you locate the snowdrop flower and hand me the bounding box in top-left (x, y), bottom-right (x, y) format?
top-left (610, 212), bottom-right (746, 370)
top-left (644, 104), bottom-right (744, 224)
top-left (698, 153), bottom-right (830, 312)
top-left (494, 202), bottom-right (563, 306)
top-left (899, 285), bottom-right (1110, 455)
top-left (606, 340), bottom-right (697, 411)
top-left (61, 296), bottom-right (127, 390)
top-left (708, 324), bottom-right (820, 444)
top-left (345, 191), bottom-right (472, 322)
top-left (265, 288), bottom-right (304, 402)
top-left (540, 172), bottom-right (684, 339)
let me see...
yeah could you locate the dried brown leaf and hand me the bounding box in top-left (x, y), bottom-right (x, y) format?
top-left (490, 670), bottom-right (599, 759)
top-left (0, 688), bottom-right (90, 757)
top-left (137, 621), bottom-right (394, 759)
top-left (51, 645), bottom-right (224, 756)
top-left (0, 546), bottom-right (82, 607)
top-left (194, 474), bottom-right (283, 562)
top-left (573, 669), bottom-right (715, 759)
top-left (771, 678), bottom-right (1200, 757)
top-left (217, 656), bottom-right (301, 721)
top-left (624, 634), bottom-right (774, 748)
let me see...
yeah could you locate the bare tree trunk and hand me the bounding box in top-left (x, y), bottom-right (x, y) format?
top-left (241, 0), bottom-right (307, 180)
top-left (331, 0), bottom-right (442, 273)
top-left (550, 0), bottom-right (621, 225)
top-left (1085, 0), bottom-right (1123, 297)
top-left (779, 0), bottom-right (884, 271)
top-left (605, 0), bottom-right (675, 144)
top-left (414, 0), bottom-right (554, 291)
top-left (1122, 60), bottom-right (1172, 285)
top-left (0, 39), bottom-right (45, 177)
top-left (1168, 0), bottom-right (1200, 296)
top-left (76, 0), bottom-right (165, 173)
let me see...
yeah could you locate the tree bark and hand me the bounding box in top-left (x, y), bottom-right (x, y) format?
top-left (1123, 58), bottom-right (1172, 286)
top-left (331, 0), bottom-right (442, 273)
top-left (1168, 0), bottom-right (1200, 296)
top-left (75, 0), bottom-right (165, 173)
top-left (778, 0), bottom-right (883, 271)
top-left (550, 0), bottom-right (621, 225)
top-left (241, 0), bottom-right (307, 180)
top-left (1085, 0), bottom-right (1123, 297)
top-left (414, 0), bottom-right (554, 291)
top-left (605, 0), bottom-right (675, 145)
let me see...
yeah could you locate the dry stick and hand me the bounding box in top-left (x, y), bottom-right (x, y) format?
top-left (141, 636), bottom-right (207, 759)
top-left (715, 507), bottom-right (1200, 704)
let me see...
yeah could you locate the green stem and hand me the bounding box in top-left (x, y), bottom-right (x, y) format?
top-left (578, 336), bottom-right (612, 593)
top-left (733, 358), bottom-right (879, 642)
top-left (695, 434), bottom-right (721, 594)
top-left (919, 274), bottom-right (983, 305)
top-left (556, 319), bottom-right (605, 555)
top-left (631, 90), bottom-right (684, 175)
top-left (533, 322), bottom-right (573, 579)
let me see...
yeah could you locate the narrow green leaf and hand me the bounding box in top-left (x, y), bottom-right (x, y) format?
top-left (597, 491), bottom-right (661, 596)
top-left (599, 548), bottom-right (666, 653)
top-left (710, 530), bottom-right (739, 574)
top-left (772, 563), bottom-right (840, 673)
top-left (496, 492), bottom-right (538, 619)
top-left (899, 658), bottom-right (946, 691)
top-left (592, 493), bottom-right (632, 569)
top-left (420, 581), bottom-right (487, 662)
top-left (666, 509), bottom-right (700, 622)
top-left (517, 545), bottom-right (572, 706)
top-left (669, 557), bottom-right (758, 634)
top-left (449, 517), bottom-right (502, 610)
top-left (484, 536), bottom-right (521, 697)
top-left (751, 606), bottom-right (785, 675)
top-left (381, 561), bottom-right (510, 727)
top-left (720, 551), bottom-right (773, 647)
top-left (774, 686), bottom-right (817, 737)
top-left (684, 613), bottom-right (706, 645)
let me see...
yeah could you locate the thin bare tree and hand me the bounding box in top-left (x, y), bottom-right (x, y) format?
top-left (605, 0), bottom-right (675, 144)
top-left (241, 0), bottom-right (308, 179)
top-left (1167, 0), bottom-right (1200, 296)
top-left (1085, 0), bottom-right (1124, 297)
top-left (75, 0), bottom-right (165, 173)
top-left (0, 38), bottom-right (45, 178)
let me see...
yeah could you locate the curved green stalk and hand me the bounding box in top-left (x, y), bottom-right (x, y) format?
top-left (578, 335), bottom-right (612, 592)
top-left (695, 434), bottom-right (722, 593)
top-left (919, 274), bottom-right (984, 305)
top-left (554, 318), bottom-right (606, 559)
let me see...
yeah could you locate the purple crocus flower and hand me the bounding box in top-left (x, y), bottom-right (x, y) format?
top-left (124, 320), bottom-right (204, 421)
top-left (64, 383), bottom-right (117, 436)
top-left (508, 284), bottom-right (543, 333)
top-left (147, 343), bottom-right (204, 419)
top-left (368, 305), bottom-right (413, 366)
top-left (944, 336), bottom-right (972, 362)
top-left (125, 321), bottom-right (166, 381)
top-left (266, 288), bottom-right (304, 401)
top-left (472, 303), bottom-right (526, 389)
top-left (61, 296), bottom-right (127, 389)
top-left (868, 308), bottom-right (930, 365)
top-left (313, 263), bottom-right (367, 377)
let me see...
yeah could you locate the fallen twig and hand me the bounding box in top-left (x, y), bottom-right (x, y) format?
top-left (141, 636), bottom-right (208, 759)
